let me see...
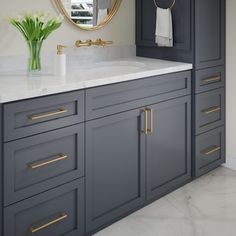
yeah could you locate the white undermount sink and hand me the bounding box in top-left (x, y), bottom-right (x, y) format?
top-left (71, 60), bottom-right (146, 78)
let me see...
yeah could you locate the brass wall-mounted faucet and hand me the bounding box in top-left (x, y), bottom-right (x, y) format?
top-left (75, 38), bottom-right (113, 48)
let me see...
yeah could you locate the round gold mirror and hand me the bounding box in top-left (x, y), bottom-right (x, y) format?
top-left (55, 0), bottom-right (121, 31)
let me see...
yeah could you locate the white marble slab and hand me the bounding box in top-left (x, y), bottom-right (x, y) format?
top-left (0, 57), bottom-right (192, 103)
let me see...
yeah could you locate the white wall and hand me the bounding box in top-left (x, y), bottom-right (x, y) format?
top-left (225, 0), bottom-right (236, 169)
top-left (0, 0), bottom-right (135, 56)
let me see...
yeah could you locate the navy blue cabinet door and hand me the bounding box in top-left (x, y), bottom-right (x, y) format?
top-left (195, 0), bottom-right (225, 69)
top-left (146, 96), bottom-right (191, 200)
top-left (86, 109), bottom-right (146, 232)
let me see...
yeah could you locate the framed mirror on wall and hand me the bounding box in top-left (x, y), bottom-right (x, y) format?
top-left (55, 0), bottom-right (122, 30)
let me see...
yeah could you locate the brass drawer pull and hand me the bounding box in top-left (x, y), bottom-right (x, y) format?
top-left (28, 107), bottom-right (68, 120)
top-left (146, 108), bottom-right (153, 133)
top-left (200, 145), bottom-right (221, 156)
top-left (202, 75), bottom-right (221, 84)
top-left (142, 109), bottom-right (148, 134)
top-left (141, 108), bottom-right (153, 134)
top-left (202, 106), bottom-right (221, 115)
top-left (28, 154), bottom-right (68, 169)
top-left (30, 213), bottom-right (68, 233)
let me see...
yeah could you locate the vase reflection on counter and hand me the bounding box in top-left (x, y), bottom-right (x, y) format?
top-left (27, 40), bottom-right (43, 75)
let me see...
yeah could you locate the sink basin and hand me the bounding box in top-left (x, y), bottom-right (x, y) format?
top-left (71, 60), bottom-right (146, 78)
top-left (91, 61), bottom-right (146, 68)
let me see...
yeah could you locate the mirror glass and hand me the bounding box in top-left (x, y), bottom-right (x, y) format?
top-left (55, 0), bottom-right (121, 30)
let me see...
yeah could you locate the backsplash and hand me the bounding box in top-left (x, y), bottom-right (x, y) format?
top-left (0, 45), bottom-right (136, 74)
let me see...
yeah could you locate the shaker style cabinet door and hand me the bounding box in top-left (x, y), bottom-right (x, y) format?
top-left (86, 109), bottom-right (146, 232)
top-left (146, 96), bottom-right (191, 201)
top-left (195, 0), bottom-right (225, 69)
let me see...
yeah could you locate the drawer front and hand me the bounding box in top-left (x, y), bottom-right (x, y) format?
top-left (195, 88), bottom-right (225, 134)
top-left (4, 125), bottom-right (84, 206)
top-left (86, 71), bottom-right (191, 120)
top-left (4, 91), bottom-right (84, 141)
top-left (195, 66), bottom-right (225, 94)
top-left (195, 126), bottom-right (225, 177)
top-left (4, 179), bottom-right (85, 236)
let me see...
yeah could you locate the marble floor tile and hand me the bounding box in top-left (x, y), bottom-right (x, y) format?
top-left (94, 167), bottom-right (236, 236)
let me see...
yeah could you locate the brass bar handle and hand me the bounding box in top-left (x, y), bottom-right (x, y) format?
top-left (200, 145), bottom-right (221, 156)
top-left (28, 154), bottom-right (68, 170)
top-left (141, 109), bottom-right (148, 134)
top-left (202, 75), bottom-right (221, 84)
top-left (30, 213), bottom-right (68, 233)
top-left (146, 108), bottom-right (153, 133)
top-left (201, 106), bottom-right (221, 115)
top-left (28, 108), bottom-right (68, 121)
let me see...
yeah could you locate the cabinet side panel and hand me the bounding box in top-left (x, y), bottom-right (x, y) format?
top-left (0, 104), bottom-right (2, 235)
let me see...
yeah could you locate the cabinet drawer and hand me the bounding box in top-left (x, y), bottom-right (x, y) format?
top-left (3, 91), bottom-right (84, 141)
top-left (86, 71), bottom-right (191, 120)
top-left (4, 125), bottom-right (84, 206)
top-left (195, 126), bottom-right (225, 177)
top-left (195, 88), bottom-right (225, 134)
top-left (195, 66), bottom-right (225, 94)
top-left (4, 179), bottom-right (85, 236)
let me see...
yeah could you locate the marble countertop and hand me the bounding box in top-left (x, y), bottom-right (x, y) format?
top-left (0, 57), bottom-right (192, 103)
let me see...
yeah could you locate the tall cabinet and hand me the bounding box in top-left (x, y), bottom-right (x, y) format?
top-left (136, 0), bottom-right (226, 177)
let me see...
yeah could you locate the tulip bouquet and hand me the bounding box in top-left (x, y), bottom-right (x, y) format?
top-left (9, 11), bottom-right (63, 74)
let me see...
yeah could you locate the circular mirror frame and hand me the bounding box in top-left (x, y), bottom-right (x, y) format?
top-left (55, 0), bottom-right (122, 31)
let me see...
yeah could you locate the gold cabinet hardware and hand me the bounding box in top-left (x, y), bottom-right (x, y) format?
top-left (146, 108), bottom-right (153, 133)
top-left (142, 109), bottom-right (148, 134)
top-left (28, 108), bottom-right (68, 121)
top-left (141, 108), bottom-right (153, 134)
top-left (28, 154), bottom-right (68, 170)
top-left (200, 145), bottom-right (221, 156)
top-left (29, 213), bottom-right (68, 233)
top-left (202, 75), bottom-right (221, 84)
top-left (201, 106), bottom-right (221, 115)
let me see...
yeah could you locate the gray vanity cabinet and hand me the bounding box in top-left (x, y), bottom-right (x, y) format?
top-left (85, 73), bottom-right (192, 232)
top-left (85, 109), bottom-right (146, 232)
top-left (136, 0), bottom-right (226, 178)
top-left (0, 70), bottom-right (192, 236)
top-left (146, 96), bottom-right (191, 200)
top-left (85, 71), bottom-right (191, 232)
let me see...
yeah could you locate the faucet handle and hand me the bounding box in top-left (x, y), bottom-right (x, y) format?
top-left (75, 40), bottom-right (92, 47)
top-left (75, 39), bottom-right (113, 47)
top-left (95, 38), bottom-right (113, 46)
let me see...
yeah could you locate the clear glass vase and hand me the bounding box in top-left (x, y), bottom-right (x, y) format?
top-left (27, 40), bottom-right (43, 76)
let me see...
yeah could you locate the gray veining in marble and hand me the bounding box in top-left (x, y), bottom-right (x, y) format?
top-left (94, 167), bottom-right (236, 236)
